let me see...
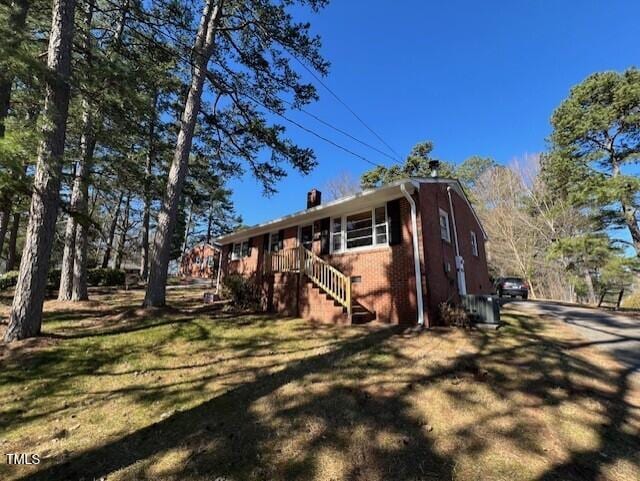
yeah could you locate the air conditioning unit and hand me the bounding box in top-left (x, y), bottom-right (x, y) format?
top-left (461, 294), bottom-right (501, 327)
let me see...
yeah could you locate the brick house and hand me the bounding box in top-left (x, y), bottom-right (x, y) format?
top-left (216, 178), bottom-right (491, 326)
top-left (180, 243), bottom-right (221, 279)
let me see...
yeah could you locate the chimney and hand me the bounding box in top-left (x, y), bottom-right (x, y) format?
top-left (306, 189), bottom-right (322, 209)
top-left (428, 160), bottom-right (440, 178)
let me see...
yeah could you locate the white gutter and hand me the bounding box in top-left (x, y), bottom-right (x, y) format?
top-left (400, 182), bottom-right (425, 326)
top-left (447, 186), bottom-right (467, 296)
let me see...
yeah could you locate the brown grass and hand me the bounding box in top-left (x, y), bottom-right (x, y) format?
top-left (0, 288), bottom-right (638, 481)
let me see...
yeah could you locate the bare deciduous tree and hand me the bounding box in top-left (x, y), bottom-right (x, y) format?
top-left (324, 171), bottom-right (361, 200)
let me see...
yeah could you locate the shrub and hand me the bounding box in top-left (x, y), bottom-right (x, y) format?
top-left (0, 271), bottom-right (19, 290)
top-left (87, 268), bottom-right (125, 286)
top-left (221, 274), bottom-right (261, 310)
top-left (439, 302), bottom-right (471, 328)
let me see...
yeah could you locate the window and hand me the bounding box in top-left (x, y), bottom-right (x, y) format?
top-left (231, 240), bottom-right (249, 260)
top-left (346, 211), bottom-right (373, 249)
top-left (331, 205), bottom-right (388, 253)
top-left (299, 224), bottom-right (313, 250)
top-left (470, 231), bottom-right (478, 256)
top-left (331, 217), bottom-right (342, 252)
top-left (439, 209), bottom-right (451, 243)
top-left (269, 232), bottom-right (282, 252)
top-left (374, 206), bottom-right (387, 244)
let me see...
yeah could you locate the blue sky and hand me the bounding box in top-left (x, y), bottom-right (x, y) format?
top-left (228, 0), bottom-right (640, 226)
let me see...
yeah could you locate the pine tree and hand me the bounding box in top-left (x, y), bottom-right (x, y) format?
top-left (547, 68), bottom-right (640, 256)
top-left (144, 0), bottom-right (329, 306)
top-left (4, 0), bottom-right (77, 341)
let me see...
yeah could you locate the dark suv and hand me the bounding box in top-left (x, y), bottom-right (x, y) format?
top-left (495, 277), bottom-right (529, 299)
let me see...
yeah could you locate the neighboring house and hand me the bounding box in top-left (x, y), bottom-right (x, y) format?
top-left (216, 178), bottom-right (491, 326)
top-left (180, 243), bottom-right (221, 279)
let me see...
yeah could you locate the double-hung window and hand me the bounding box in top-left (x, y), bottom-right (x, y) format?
top-left (439, 209), bottom-right (451, 243)
top-left (470, 231), bottom-right (478, 256)
top-left (231, 240), bottom-right (249, 260)
top-left (331, 205), bottom-right (388, 253)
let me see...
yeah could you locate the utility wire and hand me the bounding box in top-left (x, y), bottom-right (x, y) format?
top-left (291, 55), bottom-right (403, 163)
top-left (241, 91), bottom-right (386, 169)
top-left (275, 98), bottom-right (398, 163)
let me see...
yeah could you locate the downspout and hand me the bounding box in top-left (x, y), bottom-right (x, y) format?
top-left (215, 249), bottom-right (223, 294)
top-left (447, 186), bottom-right (467, 295)
top-left (400, 183), bottom-right (425, 326)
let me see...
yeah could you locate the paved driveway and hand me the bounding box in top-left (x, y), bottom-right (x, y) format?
top-left (509, 300), bottom-right (640, 381)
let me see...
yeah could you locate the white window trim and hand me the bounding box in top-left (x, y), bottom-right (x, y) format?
top-left (439, 208), bottom-right (451, 243)
top-left (471, 231), bottom-right (479, 256)
top-left (231, 240), bottom-right (249, 260)
top-left (330, 205), bottom-right (389, 254)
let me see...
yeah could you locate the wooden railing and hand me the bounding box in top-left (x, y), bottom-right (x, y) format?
top-left (263, 247), bottom-right (300, 274)
top-left (264, 246), bottom-right (351, 317)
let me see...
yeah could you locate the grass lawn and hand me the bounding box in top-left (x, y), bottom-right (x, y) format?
top-left (1, 288), bottom-right (639, 481)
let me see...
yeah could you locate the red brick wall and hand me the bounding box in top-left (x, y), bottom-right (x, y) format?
top-left (219, 197), bottom-right (421, 325)
top-left (418, 182), bottom-right (491, 324)
top-left (180, 244), bottom-right (219, 278)
top-left (320, 196), bottom-right (418, 325)
top-left (219, 184), bottom-right (491, 327)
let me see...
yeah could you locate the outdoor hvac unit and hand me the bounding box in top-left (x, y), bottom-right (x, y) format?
top-left (461, 294), bottom-right (501, 325)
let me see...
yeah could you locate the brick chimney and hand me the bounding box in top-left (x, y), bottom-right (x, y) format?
top-left (306, 189), bottom-right (322, 209)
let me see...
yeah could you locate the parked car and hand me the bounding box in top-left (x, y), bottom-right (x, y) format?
top-left (495, 277), bottom-right (529, 299)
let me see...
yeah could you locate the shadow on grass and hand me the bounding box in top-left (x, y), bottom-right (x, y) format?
top-left (4, 302), bottom-right (639, 481)
top-left (14, 325), bottom-right (458, 481)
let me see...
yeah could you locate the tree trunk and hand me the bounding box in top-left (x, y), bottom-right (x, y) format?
top-left (610, 153), bottom-right (640, 256)
top-left (140, 190), bottom-right (151, 279)
top-left (583, 267), bottom-right (596, 305)
top-left (140, 89), bottom-right (158, 280)
top-left (206, 201), bottom-right (214, 244)
top-left (6, 211), bottom-right (20, 271)
top-left (101, 191), bottom-right (123, 268)
top-left (0, 0), bottom-right (30, 138)
top-left (144, 0), bottom-right (224, 307)
top-left (114, 194), bottom-right (130, 270)
top-left (181, 199), bottom-right (193, 256)
top-left (70, 0), bottom-right (95, 301)
top-left (0, 202), bottom-right (10, 261)
top-left (621, 202), bottom-right (640, 256)
top-left (57, 199), bottom-right (77, 300)
top-left (4, 0), bottom-right (77, 342)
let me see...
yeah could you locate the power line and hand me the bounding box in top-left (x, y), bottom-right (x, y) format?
top-left (240, 90), bottom-right (386, 169)
top-left (276, 98), bottom-right (398, 162)
top-left (291, 55), bottom-right (403, 163)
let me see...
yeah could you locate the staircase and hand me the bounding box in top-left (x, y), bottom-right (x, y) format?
top-left (264, 246), bottom-right (375, 323)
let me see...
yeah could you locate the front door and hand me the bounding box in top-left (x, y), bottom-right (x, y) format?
top-left (299, 224), bottom-right (313, 251)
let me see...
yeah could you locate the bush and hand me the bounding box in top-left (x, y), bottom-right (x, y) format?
top-left (439, 302), bottom-right (471, 328)
top-left (0, 271), bottom-right (19, 290)
top-left (87, 268), bottom-right (125, 286)
top-left (3, 268), bottom-right (125, 291)
top-left (221, 274), bottom-right (261, 310)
